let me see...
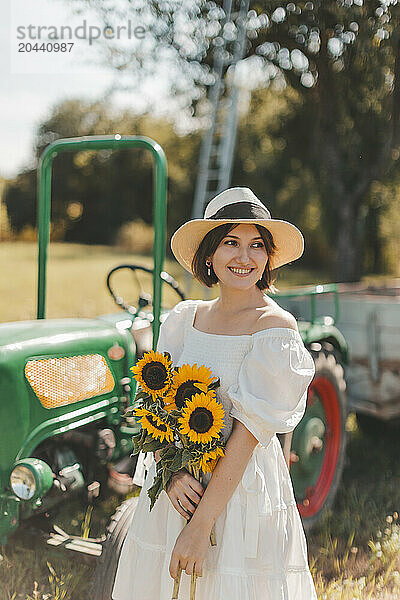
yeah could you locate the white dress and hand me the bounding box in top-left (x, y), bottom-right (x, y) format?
top-left (112, 299), bottom-right (317, 600)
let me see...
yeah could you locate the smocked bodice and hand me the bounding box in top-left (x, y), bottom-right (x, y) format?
top-left (156, 299), bottom-right (315, 451)
top-left (175, 301), bottom-right (252, 443)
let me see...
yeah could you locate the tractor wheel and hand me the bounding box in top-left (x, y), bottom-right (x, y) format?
top-left (290, 346), bottom-right (347, 531)
top-left (91, 496), bottom-right (139, 600)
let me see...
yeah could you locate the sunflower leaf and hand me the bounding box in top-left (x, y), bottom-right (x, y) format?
top-left (168, 409), bottom-right (182, 418)
top-left (160, 445), bottom-right (176, 460)
top-left (142, 399), bottom-right (157, 411)
top-left (161, 467), bottom-right (174, 489)
top-left (148, 475), bottom-right (163, 511)
top-left (168, 450), bottom-right (184, 471)
top-left (142, 436), bottom-right (165, 453)
top-left (182, 449), bottom-right (195, 466)
top-left (131, 429), bottom-right (146, 454)
top-left (134, 390), bottom-right (151, 402)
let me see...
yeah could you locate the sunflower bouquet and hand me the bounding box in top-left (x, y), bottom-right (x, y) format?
top-left (126, 350), bottom-right (225, 511)
top-left (126, 350), bottom-right (225, 599)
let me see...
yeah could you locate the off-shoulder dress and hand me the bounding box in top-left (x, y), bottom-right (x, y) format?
top-left (112, 299), bottom-right (317, 600)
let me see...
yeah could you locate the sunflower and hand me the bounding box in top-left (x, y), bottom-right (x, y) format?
top-left (200, 447), bottom-right (225, 474)
top-left (164, 363), bottom-right (218, 412)
top-left (134, 407), bottom-right (174, 443)
top-left (131, 350), bottom-right (172, 399)
top-left (178, 392), bottom-right (225, 444)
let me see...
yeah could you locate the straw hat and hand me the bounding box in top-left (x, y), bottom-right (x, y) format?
top-left (170, 187), bottom-right (304, 273)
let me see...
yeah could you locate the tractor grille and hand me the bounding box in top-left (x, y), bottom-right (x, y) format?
top-left (25, 354), bottom-right (115, 409)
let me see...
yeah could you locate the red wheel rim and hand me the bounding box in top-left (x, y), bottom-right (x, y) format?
top-left (298, 375), bottom-right (342, 519)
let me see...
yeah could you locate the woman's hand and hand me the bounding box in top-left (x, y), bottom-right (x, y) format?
top-left (166, 468), bottom-right (204, 519)
top-left (169, 519), bottom-right (210, 578)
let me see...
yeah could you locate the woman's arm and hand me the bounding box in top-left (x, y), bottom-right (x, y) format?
top-left (169, 418), bottom-right (258, 578)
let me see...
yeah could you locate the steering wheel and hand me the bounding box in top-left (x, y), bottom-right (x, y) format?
top-left (106, 264), bottom-right (186, 315)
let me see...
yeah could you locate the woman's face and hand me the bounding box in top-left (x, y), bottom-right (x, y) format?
top-left (210, 224), bottom-right (268, 290)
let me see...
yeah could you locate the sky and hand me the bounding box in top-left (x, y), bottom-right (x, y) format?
top-left (0, 0), bottom-right (162, 179)
top-left (0, 0), bottom-right (263, 180)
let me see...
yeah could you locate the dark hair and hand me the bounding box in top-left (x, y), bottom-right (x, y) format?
top-left (191, 223), bottom-right (277, 291)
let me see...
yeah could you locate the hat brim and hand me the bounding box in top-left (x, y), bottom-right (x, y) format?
top-left (170, 218), bottom-right (304, 274)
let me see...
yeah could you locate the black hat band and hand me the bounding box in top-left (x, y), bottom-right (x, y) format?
top-left (208, 201), bottom-right (271, 221)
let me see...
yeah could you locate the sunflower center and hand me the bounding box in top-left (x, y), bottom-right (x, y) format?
top-left (188, 407), bottom-right (214, 433)
top-left (142, 362), bottom-right (168, 390)
top-left (146, 413), bottom-right (167, 432)
top-left (175, 381), bottom-right (201, 409)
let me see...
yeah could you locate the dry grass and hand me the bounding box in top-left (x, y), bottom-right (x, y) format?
top-left (2, 421), bottom-right (400, 599)
top-left (0, 241), bottom-right (332, 323)
top-left (1, 241), bottom-right (180, 322)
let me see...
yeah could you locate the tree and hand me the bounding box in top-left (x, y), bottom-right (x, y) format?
top-left (65, 0), bottom-right (400, 281)
top-left (5, 99), bottom-right (201, 248)
top-left (254, 1), bottom-right (400, 281)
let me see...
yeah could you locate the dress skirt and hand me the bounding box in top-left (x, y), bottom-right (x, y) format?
top-left (112, 437), bottom-right (317, 600)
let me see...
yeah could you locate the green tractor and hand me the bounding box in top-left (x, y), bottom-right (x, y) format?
top-left (0, 135), bottom-right (186, 549)
top-left (1, 135), bottom-right (350, 599)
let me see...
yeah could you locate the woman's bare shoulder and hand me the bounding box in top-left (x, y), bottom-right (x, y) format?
top-left (193, 297), bottom-right (298, 335)
top-left (256, 298), bottom-right (298, 332)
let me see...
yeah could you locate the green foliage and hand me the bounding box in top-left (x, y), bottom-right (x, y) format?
top-left (63, 0), bottom-right (400, 281)
top-left (141, 433), bottom-right (166, 454)
top-left (240, 2), bottom-right (400, 280)
top-left (147, 470), bottom-right (165, 510)
top-left (4, 99), bottom-right (201, 251)
top-left (131, 429), bottom-right (146, 455)
top-left (7, 2), bottom-right (400, 280)
top-left (5, 0), bottom-right (400, 280)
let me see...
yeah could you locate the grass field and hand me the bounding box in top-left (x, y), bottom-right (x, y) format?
top-left (2, 419), bottom-right (400, 599)
top-left (0, 241), bottom-right (334, 323)
top-left (1, 241), bottom-right (399, 599)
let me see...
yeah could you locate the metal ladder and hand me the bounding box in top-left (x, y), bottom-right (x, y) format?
top-left (191, 0), bottom-right (250, 220)
top-left (184, 0), bottom-right (250, 298)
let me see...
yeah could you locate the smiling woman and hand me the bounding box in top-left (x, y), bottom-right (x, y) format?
top-left (112, 188), bottom-right (317, 600)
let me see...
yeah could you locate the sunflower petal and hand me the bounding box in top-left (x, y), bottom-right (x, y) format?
top-left (194, 383), bottom-right (208, 392)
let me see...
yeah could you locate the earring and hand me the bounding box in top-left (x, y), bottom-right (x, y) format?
top-left (205, 260), bottom-right (212, 277)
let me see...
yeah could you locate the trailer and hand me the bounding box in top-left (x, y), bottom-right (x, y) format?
top-left (271, 280), bottom-right (400, 528)
top-left (276, 281), bottom-right (400, 420)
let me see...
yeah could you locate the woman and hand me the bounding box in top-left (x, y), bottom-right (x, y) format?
top-left (113, 187), bottom-right (317, 600)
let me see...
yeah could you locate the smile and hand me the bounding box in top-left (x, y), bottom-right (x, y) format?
top-left (228, 267), bottom-right (255, 276)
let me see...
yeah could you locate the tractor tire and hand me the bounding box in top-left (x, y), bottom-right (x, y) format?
top-left (91, 496), bottom-right (139, 600)
top-left (291, 346), bottom-right (347, 531)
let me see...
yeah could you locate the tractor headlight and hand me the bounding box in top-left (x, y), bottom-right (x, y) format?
top-left (10, 459), bottom-right (53, 501)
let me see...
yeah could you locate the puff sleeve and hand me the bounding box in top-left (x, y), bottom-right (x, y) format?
top-left (227, 329), bottom-right (315, 449)
top-left (155, 299), bottom-right (192, 361)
